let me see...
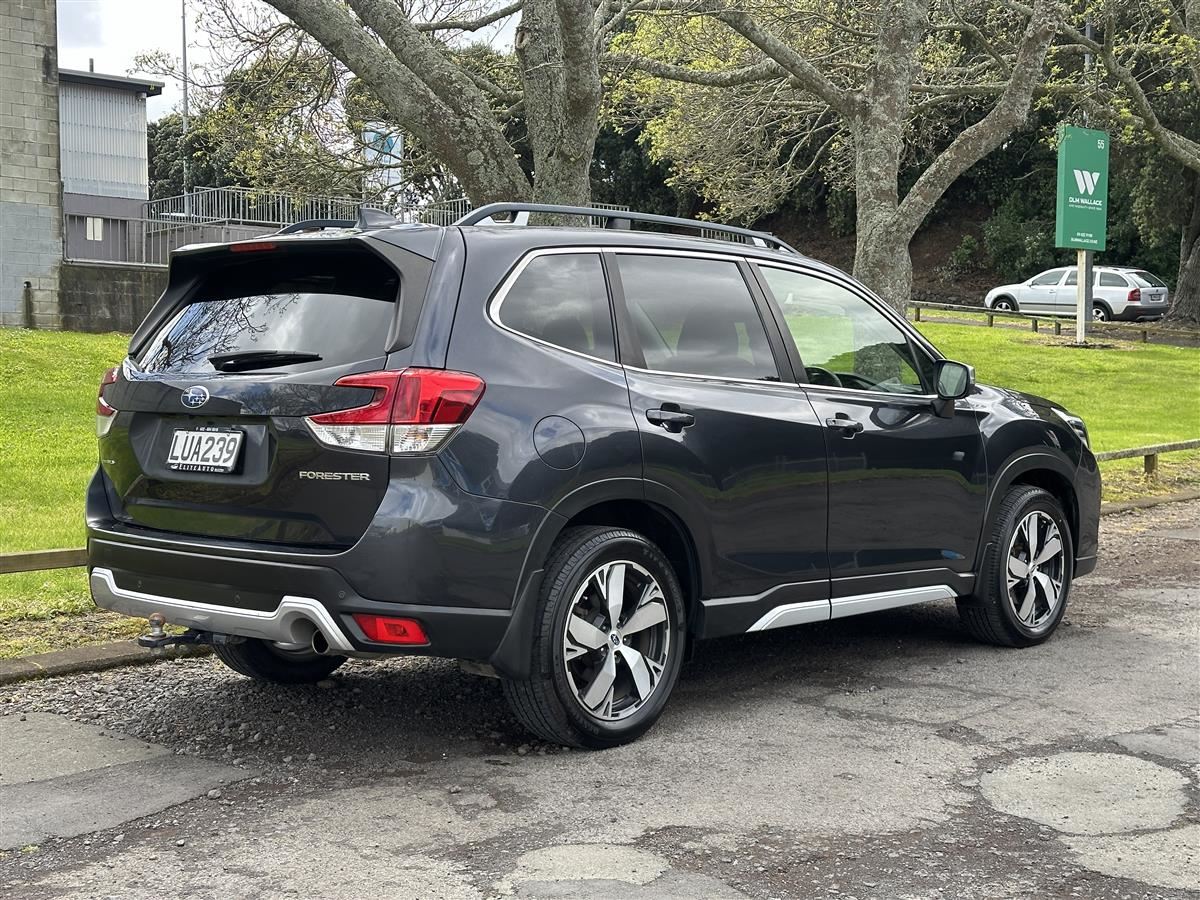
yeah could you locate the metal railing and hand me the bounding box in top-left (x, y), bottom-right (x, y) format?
top-left (144, 187), bottom-right (362, 226)
top-left (64, 215), bottom-right (275, 266)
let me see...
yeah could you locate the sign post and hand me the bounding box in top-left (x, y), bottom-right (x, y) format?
top-left (1055, 125), bottom-right (1110, 344)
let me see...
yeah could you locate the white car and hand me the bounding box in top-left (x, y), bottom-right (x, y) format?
top-left (984, 266), bottom-right (1170, 321)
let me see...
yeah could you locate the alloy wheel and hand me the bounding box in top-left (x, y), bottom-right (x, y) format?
top-left (562, 560), bottom-right (671, 721)
top-left (1006, 511), bottom-right (1066, 631)
top-left (994, 300), bottom-right (1013, 311)
top-left (1092, 306), bottom-right (1108, 321)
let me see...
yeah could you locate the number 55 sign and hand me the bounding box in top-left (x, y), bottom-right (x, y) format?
top-left (1056, 125), bottom-right (1110, 251)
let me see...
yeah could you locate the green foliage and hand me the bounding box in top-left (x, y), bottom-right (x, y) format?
top-left (982, 194), bottom-right (1061, 277)
top-left (938, 235), bottom-right (984, 280)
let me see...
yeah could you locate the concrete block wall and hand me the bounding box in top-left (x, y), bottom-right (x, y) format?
top-left (0, 0), bottom-right (62, 328)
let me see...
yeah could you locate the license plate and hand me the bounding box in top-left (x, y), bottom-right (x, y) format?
top-left (167, 427), bottom-right (244, 473)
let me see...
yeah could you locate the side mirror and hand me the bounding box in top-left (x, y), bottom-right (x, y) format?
top-left (934, 359), bottom-right (974, 401)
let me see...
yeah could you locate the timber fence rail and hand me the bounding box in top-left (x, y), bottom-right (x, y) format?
top-left (910, 300), bottom-right (1200, 343)
top-left (3, 440), bottom-right (1197, 577)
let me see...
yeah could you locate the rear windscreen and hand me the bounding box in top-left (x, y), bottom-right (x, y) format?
top-left (137, 249), bottom-right (399, 375)
top-left (1129, 270), bottom-right (1167, 288)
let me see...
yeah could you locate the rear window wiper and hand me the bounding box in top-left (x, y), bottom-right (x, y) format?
top-left (208, 350), bottom-right (323, 372)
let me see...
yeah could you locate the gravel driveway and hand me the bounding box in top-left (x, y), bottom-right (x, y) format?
top-left (1, 501), bottom-right (1197, 899)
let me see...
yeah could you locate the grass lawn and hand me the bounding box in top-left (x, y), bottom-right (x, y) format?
top-left (0, 329), bottom-right (140, 654)
top-left (0, 323), bottom-right (1196, 658)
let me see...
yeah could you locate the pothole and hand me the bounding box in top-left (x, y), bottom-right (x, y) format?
top-left (979, 751), bottom-right (1188, 835)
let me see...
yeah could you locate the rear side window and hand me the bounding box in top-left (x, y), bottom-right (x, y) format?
top-left (617, 254), bottom-right (778, 381)
top-left (496, 253), bottom-right (615, 361)
top-left (1099, 271), bottom-right (1129, 287)
top-left (138, 249), bottom-right (399, 374)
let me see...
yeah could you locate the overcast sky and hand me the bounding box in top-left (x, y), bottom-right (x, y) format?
top-left (57, 0), bottom-right (201, 120)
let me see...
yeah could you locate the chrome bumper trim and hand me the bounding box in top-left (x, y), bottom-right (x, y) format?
top-left (89, 567), bottom-right (355, 652)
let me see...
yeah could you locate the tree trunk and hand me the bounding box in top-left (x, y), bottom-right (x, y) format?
top-left (1169, 172), bottom-right (1200, 325)
top-left (516, 0), bottom-right (602, 206)
top-left (853, 225), bottom-right (914, 312)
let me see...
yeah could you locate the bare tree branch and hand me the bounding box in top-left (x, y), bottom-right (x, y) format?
top-left (414, 0), bottom-right (524, 32)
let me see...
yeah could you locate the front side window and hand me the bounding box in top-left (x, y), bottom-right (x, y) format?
top-left (1064, 269), bottom-right (1078, 286)
top-left (759, 266), bottom-right (930, 394)
top-left (497, 254), bottom-right (615, 361)
top-left (1031, 269), bottom-right (1065, 287)
top-left (617, 254), bottom-right (778, 381)
top-left (1099, 271), bottom-right (1129, 288)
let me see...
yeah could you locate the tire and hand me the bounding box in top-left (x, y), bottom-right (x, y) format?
top-left (501, 526), bottom-right (687, 749)
top-left (957, 485), bottom-right (1073, 648)
top-left (213, 638), bottom-right (346, 684)
top-left (1092, 303), bottom-right (1111, 322)
top-left (992, 296), bottom-right (1018, 312)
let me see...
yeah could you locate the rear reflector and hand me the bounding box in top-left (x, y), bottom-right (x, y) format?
top-left (96, 366), bottom-right (120, 436)
top-left (305, 368), bottom-right (485, 454)
top-left (352, 614), bottom-right (429, 645)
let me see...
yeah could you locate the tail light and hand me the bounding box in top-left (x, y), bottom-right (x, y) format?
top-left (1127, 288), bottom-right (1141, 303)
top-left (352, 613), bottom-right (429, 645)
top-left (96, 366), bottom-right (120, 436)
top-left (305, 368), bottom-right (485, 454)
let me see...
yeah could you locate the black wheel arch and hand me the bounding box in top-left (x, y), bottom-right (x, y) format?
top-left (977, 452), bottom-right (1080, 575)
top-left (489, 479), bottom-right (705, 679)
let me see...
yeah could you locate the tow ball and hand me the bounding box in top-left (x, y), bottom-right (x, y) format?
top-left (137, 613), bottom-right (239, 651)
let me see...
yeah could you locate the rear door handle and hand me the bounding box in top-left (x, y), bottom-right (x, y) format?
top-left (825, 416), bottom-right (863, 436)
top-left (647, 408), bottom-right (695, 432)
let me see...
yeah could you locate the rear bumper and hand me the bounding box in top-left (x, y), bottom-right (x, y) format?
top-left (88, 535), bottom-right (514, 662)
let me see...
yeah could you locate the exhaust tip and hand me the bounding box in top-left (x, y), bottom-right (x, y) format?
top-left (310, 630), bottom-right (331, 655)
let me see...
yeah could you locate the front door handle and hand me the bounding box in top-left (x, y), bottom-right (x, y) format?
top-left (647, 408), bottom-right (695, 432)
top-left (825, 416), bottom-right (864, 436)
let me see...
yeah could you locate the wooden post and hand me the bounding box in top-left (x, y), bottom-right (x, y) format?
top-left (914, 306), bottom-right (922, 322)
top-left (1141, 329), bottom-right (1148, 343)
top-left (1144, 453), bottom-right (1158, 477)
top-left (987, 314), bottom-right (994, 327)
top-left (1032, 319), bottom-right (1039, 333)
top-left (1054, 321), bottom-right (1062, 336)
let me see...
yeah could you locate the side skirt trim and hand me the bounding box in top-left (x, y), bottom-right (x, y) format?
top-left (742, 584), bottom-right (959, 633)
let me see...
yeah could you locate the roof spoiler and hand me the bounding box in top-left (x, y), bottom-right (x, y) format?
top-left (275, 206), bottom-right (399, 235)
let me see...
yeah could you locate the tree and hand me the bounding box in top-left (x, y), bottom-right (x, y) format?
top-left (611, 0), bottom-right (1067, 309)
top-left (240, 0), bottom-right (605, 205)
top-left (146, 113), bottom-right (245, 200)
top-left (1047, 0), bottom-right (1200, 323)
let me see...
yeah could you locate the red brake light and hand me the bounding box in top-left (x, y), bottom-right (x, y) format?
top-left (1127, 288), bottom-right (1141, 302)
top-left (229, 241), bottom-right (277, 253)
top-left (97, 366), bottom-right (119, 416)
top-left (305, 369), bottom-right (485, 454)
top-left (309, 369), bottom-right (485, 426)
top-left (352, 613), bottom-right (429, 645)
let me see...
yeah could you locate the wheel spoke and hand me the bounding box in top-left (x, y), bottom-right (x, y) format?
top-left (1008, 555), bottom-right (1030, 579)
top-left (1034, 533), bottom-right (1062, 567)
top-left (1034, 571), bottom-right (1059, 610)
top-left (623, 597), bottom-right (668, 636)
top-left (1016, 576), bottom-right (1037, 624)
top-left (618, 644), bottom-right (653, 700)
top-left (567, 615), bottom-right (608, 651)
top-left (603, 563), bottom-right (627, 627)
top-left (581, 651), bottom-right (618, 710)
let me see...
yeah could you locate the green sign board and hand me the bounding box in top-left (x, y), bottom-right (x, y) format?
top-left (1056, 125), bottom-right (1110, 251)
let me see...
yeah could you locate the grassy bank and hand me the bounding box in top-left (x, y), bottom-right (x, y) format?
top-left (0, 324), bottom-right (1196, 657)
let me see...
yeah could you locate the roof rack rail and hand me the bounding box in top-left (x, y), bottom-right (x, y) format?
top-left (276, 206), bottom-right (400, 235)
top-left (455, 202), bottom-right (800, 254)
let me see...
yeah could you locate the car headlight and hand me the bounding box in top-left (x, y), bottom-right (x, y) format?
top-left (1052, 408), bottom-right (1090, 449)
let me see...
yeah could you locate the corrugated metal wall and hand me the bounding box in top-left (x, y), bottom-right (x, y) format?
top-left (59, 83), bottom-right (149, 200)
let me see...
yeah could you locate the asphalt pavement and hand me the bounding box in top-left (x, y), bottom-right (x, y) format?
top-left (1, 500), bottom-right (1197, 899)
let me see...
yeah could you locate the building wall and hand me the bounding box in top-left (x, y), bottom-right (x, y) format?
top-left (0, 0), bottom-right (62, 328)
top-left (59, 81), bottom-right (150, 199)
top-left (59, 260), bottom-right (167, 333)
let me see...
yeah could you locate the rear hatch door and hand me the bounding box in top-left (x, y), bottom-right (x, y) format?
top-left (99, 238), bottom-right (429, 547)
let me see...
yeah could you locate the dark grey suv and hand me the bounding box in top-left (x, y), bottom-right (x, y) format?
top-left (88, 203), bottom-right (1100, 747)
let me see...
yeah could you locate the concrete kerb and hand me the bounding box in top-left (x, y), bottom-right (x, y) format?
top-left (0, 641), bottom-right (210, 687)
top-left (0, 490), bottom-right (1195, 688)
